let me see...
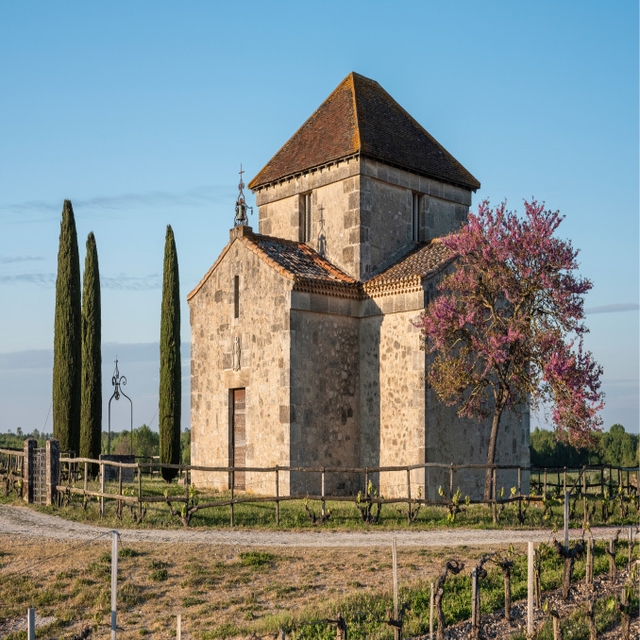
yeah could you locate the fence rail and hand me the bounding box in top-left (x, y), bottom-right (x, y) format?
top-left (50, 455), bottom-right (639, 527)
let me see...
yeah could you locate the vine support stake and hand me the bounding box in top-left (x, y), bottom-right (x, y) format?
top-left (392, 537), bottom-right (399, 640)
top-left (27, 608), bottom-right (35, 640)
top-left (527, 541), bottom-right (534, 638)
top-left (564, 491), bottom-right (570, 549)
top-left (111, 530), bottom-right (118, 640)
top-left (429, 581), bottom-right (434, 640)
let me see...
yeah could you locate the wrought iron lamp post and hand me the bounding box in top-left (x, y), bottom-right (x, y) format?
top-left (107, 359), bottom-right (133, 455)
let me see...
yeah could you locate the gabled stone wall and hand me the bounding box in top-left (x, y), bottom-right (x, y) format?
top-left (189, 230), bottom-right (293, 493)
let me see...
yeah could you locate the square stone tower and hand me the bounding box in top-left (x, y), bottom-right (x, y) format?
top-left (249, 72), bottom-right (480, 280)
top-left (189, 73), bottom-right (530, 499)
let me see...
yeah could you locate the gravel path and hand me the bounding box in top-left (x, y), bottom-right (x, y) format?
top-left (0, 504), bottom-right (625, 547)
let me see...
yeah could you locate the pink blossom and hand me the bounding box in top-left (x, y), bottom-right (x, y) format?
top-left (413, 199), bottom-right (604, 491)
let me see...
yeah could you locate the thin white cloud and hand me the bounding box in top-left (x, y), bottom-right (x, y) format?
top-left (101, 274), bottom-right (162, 291)
top-left (0, 256), bottom-right (45, 264)
top-left (0, 273), bottom-right (56, 287)
top-left (0, 272), bottom-right (162, 290)
top-left (1, 185), bottom-right (235, 219)
top-left (585, 303), bottom-right (639, 315)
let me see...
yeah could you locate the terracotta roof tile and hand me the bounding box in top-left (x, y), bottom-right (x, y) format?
top-left (249, 72), bottom-right (480, 191)
top-left (251, 234), bottom-right (358, 284)
top-left (364, 239), bottom-right (455, 292)
top-left (188, 229), bottom-right (455, 303)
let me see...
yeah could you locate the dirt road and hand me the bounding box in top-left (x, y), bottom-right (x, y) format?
top-left (0, 504), bottom-right (625, 547)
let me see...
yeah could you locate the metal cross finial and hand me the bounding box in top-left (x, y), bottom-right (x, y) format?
top-left (234, 163), bottom-right (253, 227)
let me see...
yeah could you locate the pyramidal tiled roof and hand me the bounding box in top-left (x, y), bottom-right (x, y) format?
top-left (188, 227), bottom-right (455, 302)
top-left (248, 72), bottom-right (480, 191)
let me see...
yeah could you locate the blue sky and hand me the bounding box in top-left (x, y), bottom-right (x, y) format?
top-left (0, 1), bottom-right (637, 436)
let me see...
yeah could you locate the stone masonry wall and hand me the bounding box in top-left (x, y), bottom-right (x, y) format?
top-left (358, 292), bottom-right (429, 499)
top-left (189, 230), bottom-right (292, 493)
top-left (289, 308), bottom-right (361, 495)
top-left (253, 158), bottom-right (473, 281)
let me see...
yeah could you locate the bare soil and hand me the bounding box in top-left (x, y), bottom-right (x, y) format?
top-left (0, 505), bottom-right (637, 639)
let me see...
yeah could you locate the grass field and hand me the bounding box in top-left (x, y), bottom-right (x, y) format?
top-left (0, 528), bottom-right (637, 639)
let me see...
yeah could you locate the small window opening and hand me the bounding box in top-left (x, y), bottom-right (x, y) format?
top-left (299, 192), bottom-right (312, 242)
top-left (233, 275), bottom-right (239, 318)
top-left (412, 193), bottom-right (421, 242)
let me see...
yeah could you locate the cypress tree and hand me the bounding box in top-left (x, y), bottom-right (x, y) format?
top-left (53, 200), bottom-right (82, 454)
top-left (80, 232), bottom-right (102, 465)
top-left (159, 225), bottom-right (181, 481)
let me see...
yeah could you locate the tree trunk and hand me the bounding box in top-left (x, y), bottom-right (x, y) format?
top-left (562, 556), bottom-right (574, 600)
top-left (484, 401), bottom-right (504, 500)
top-left (433, 560), bottom-right (464, 640)
top-left (585, 599), bottom-right (597, 640)
top-left (585, 536), bottom-right (594, 587)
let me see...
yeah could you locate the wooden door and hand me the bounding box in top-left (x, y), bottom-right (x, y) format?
top-left (231, 389), bottom-right (246, 490)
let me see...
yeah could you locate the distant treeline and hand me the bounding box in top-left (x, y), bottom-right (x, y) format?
top-left (0, 425), bottom-right (191, 465)
top-left (530, 424), bottom-right (638, 468)
top-left (2, 424), bottom-right (636, 470)
top-left (0, 428), bottom-right (51, 449)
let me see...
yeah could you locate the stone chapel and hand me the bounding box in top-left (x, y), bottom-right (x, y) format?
top-left (188, 72), bottom-right (530, 499)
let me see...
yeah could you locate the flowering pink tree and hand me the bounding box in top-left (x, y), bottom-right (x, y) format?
top-left (414, 200), bottom-right (604, 499)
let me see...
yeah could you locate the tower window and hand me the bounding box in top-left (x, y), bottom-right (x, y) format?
top-left (299, 192), bottom-right (312, 242)
top-left (412, 193), bottom-right (421, 242)
top-left (233, 275), bottom-right (240, 318)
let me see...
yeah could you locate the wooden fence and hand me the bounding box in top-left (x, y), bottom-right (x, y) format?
top-left (51, 455), bottom-right (639, 526)
top-left (0, 447), bottom-right (24, 497)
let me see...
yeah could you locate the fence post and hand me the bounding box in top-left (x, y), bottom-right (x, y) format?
top-left (517, 467), bottom-right (521, 495)
top-left (27, 607), bottom-right (35, 640)
top-left (100, 462), bottom-right (105, 517)
top-left (543, 469), bottom-right (547, 495)
top-left (321, 467), bottom-right (326, 518)
top-left (449, 464), bottom-right (453, 499)
top-left (23, 439), bottom-right (36, 504)
top-left (176, 613), bottom-right (181, 640)
top-left (138, 464), bottom-right (142, 518)
top-left (491, 467), bottom-right (497, 524)
top-left (45, 439), bottom-right (60, 506)
top-left (111, 530), bottom-right (118, 640)
top-left (364, 467), bottom-right (369, 497)
top-left (629, 526), bottom-right (634, 571)
top-left (275, 465), bottom-right (280, 526)
top-left (84, 461), bottom-right (88, 492)
top-left (527, 541), bottom-right (534, 638)
top-left (230, 468), bottom-right (235, 527)
top-left (406, 469), bottom-right (411, 522)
